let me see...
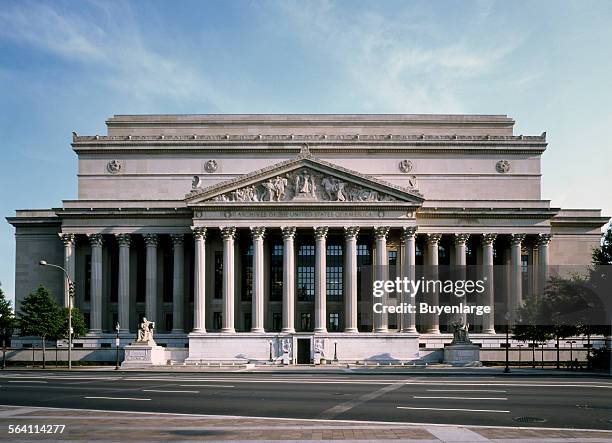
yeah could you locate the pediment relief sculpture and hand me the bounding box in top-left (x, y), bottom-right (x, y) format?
top-left (209, 168), bottom-right (398, 203)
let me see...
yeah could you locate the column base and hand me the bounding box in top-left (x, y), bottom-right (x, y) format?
top-left (191, 328), bottom-right (207, 334)
top-left (250, 328), bottom-right (265, 333)
top-left (425, 328), bottom-right (441, 334)
top-left (401, 327), bottom-right (418, 333)
top-left (482, 328), bottom-right (497, 334)
top-left (373, 327), bottom-right (388, 333)
top-left (281, 328), bottom-right (295, 333)
top-left (221, 328), bottom-right (236, 333)
top-left (343, 328), bottom-right (359, 333)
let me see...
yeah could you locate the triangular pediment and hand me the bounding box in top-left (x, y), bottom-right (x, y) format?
top-left (185, 155), bottom-right (423, 206)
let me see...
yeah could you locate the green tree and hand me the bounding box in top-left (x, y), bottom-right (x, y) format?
top-left (49, 307), bottom-right (88, 366)
top-left (592, 224), bottom-right (612, 265)
top-left (513, 295), bottom-right (553, 367)
top-left (18, 285), bottom-right (63, 369)
top-left (0, 286), bottom-right (16, 369)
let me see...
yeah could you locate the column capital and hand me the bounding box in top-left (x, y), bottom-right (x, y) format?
top-left (87, 233), bottom-right (104, 247)
top-left (313, 226), bottom-right (329, 240)
top-left (374, 226), bottom-right (390, 240)
top-left (250, 226), bottom-right (266, 239)
top-left (171, 234), bottom-right (184, 246)
top-left (344, 226), bottom-right (360, 239)
top-left (482, 233), bottom-right (498, 246)
top-left (426, 233), bottom-right (442, 244)
top-left (281, 226), bottom-right (296, 240)
top-left (220, 226), bottom-right (236, 240)
top-left (510, 233), bottom-right (527, 246)
top-left (191, 226), bottom-right (207, 240)
top-left (115, 233), bottom-right (131, 247)
top-left (401, 226), bottom-right (417, 241)
top-left (143, 233), bottom-right (158, 246)
top-left (453, 233), bottom-right (470, 245)
top-left (538, 233), bottom-right (552, 246)
top-left (59, 233), bottom-right (75, 246)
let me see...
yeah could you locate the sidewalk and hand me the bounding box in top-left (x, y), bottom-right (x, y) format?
top-left (0, 405), bottom-right (610, 442)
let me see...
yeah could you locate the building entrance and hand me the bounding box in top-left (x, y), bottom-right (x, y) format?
top-left (297, 338), bottom-right (311, 364)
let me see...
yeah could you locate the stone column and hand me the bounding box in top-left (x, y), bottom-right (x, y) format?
top-left (481, 233), bottom-right (497, 334)
top-left (171, 234), bottom-right (185, 333)
top-left (373, 226), bottom-right (390, 332)
top-left (401, 227), bottom-right (418, 333)
top-left (510, 233), bottom-right (526, 313)
top-left (191, 227), bottom-right (207, 333)
top-left (220, 227), bottom-right (236, 333)
top-left (344, 227), bottom-right (360, 333)
top-left (538, 234), bottom-right (552, 295)
top-left (87, 234), bottom-right (103, 333)
top-left (314, 226), bottom-right (329, 333)
top-left (281, 226), bottom-right (296, 333)
top-left (115, 234), bottom-right (131, 333)
top-left (144, 234), bottom-right (158, 322)
top-left (425, 233), bottom-right (442, 334)
top-left (453, 234), bottom-right (470, 325)
top-left (250, 227), bottom-right (266, 333)
top-left (60, 234), bottom-right (75, 308)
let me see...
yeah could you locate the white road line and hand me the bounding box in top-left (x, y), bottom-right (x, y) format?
top-left (319, 382), bottom-right (406, 419)
top-left (413, 396), bottom-right (507, 401)
top-left (398, 406), bottom-right (510, 413)
top-left (142, 389), bottom-right (199, 394)
top-left (179, 384), bottom-right (235, 388)
top-left (426, 389), bottom-right (507, 393)
top-left (7, 380), bottom-right (47, 383)
top-left (85, 396), bottom-right (151, 401)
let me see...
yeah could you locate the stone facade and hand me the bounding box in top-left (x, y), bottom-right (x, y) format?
top-left (7, 114), bottom-right (609, 364)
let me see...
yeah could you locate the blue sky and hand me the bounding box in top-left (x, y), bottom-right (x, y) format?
top-left (1, 0), bottom-right (611, 306)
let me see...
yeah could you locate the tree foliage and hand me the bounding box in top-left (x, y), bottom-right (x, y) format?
top-left (0, 286), bottom-right (16, 342)
top-left (592, 224), bottom-right (612, 266)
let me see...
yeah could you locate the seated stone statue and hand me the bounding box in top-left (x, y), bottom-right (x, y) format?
top-left (450, 321), bottom-right (472, 345)
top-left (136, 317), bottom-right (155, 343)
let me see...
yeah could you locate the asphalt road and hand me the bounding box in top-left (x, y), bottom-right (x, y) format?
top-left (0, 371), bottom-right (610, 430)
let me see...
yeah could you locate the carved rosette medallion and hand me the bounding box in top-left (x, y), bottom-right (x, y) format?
top-left (496, 160), bottom-right (511, 173)
top-left (399, 159), bottom-right (413, 173)
top-left (106, 160), bottom-right (122, 174)
top-left (204, 160), bottom-right (218, 173)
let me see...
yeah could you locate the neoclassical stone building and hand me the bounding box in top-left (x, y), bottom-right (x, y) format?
top-left (7, 114), bottom-right (608, 363)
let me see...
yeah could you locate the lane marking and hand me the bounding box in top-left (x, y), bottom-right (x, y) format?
top-left (179, 384), bottom-right (235, 388)
top-left (398, 406), bottom-right (509, 413)
top-left (426, 389), bottom-right (507, 393)
top-left (319, 382), bottom-right (405, 419)
top-left (142, 389), bottom-right (199, 394)
top-left (3, 404), bottom-right (611, 433)
top-left (7, 380), bottom-right (47, 383)
top-left (84, 396), bottom-right (151, 401)
top-left (414, 396), bottom-right (507, 401)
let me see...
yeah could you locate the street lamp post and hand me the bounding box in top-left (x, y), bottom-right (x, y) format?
top-left (504, 312), bottom-right (511, 373)
top-left (269, 340), bottom-right (273, 363)
top-left (39, 260), bottom-right (74, 371)
top-left (115, 323), bottom-right (120, 370)
top-left (333, 341), bottom-right (338, 362)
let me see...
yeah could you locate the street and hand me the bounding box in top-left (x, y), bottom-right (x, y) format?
top-left (0, 370), bottom-right (610, 432)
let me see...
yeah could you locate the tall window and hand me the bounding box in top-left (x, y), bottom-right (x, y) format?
top-left (84, 254), bottom-right (91, 302)
top-left (329, 312), bottom-right (339, 331)
top-left (327, 244), bottom-right (343, 301)
top-left (214, 251), bottom-right (223, 299)
top-left (357, 243), bottom-right (371, 301)
top-left (272, 312), bottom-right (282, 332)
top-left (110, 246), bottom-right (118, 303)
top-left (270, 244), bottom-right (283, 301)
top-left (521, 254), bottom-right (529, 296)
top-left (300, 312), bottom-right (312, 331)
top-left (162, 245), bottom-right (173, 303)
top-left (243, 313), bottom-right (252, 331)
top-left (242, 245), bottom-right (253, 301)
top-left (388, 250), bottom-right (397, 298)
top-left (213, 312), bottom-right (222, 330)
top-left (297, 244), bottom-right (315, 301)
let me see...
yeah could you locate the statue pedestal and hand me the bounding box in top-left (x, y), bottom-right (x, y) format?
top-left (121, 340), bottom-right (166, 368)
top-left (444, 344), bottom-right (482, 367)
